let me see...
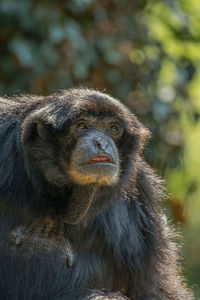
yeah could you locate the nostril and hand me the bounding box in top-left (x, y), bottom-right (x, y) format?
top-left (94, 141), bottom-right (102, 150)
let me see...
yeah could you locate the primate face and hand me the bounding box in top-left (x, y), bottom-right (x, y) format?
top-left (67, 115), bottom-right (123, 186)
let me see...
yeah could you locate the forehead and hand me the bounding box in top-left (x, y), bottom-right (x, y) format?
top-left (66, 93), bottom-right (138, 135)
top-left (73, 115), bottom-right (120, 123)
top-left (66, 90), bottom-right (132, 121)
top-left (49, 89), bottom-right (140, 135)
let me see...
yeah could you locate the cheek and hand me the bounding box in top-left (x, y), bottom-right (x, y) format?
top-left (58, 136), bottom-right (77, 166)
top-left (119, 134), bottom-right (140, 158)
top-left (117, 135), bottom-right (141, 186)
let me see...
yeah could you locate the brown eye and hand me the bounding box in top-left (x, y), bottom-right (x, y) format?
top-left (77, 122), bottom-right (88, 130)
top-left (109, 124), bottom-right (119, 132)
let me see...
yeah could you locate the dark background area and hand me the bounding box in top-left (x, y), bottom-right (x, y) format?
top-left (1, 0), bottom-right (200, 297)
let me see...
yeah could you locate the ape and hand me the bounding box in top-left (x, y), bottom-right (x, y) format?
top-left (0, 89), bottom-right (192, 300)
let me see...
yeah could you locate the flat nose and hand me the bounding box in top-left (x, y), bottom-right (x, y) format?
top-left (93, 136), bottom-right (108, 151)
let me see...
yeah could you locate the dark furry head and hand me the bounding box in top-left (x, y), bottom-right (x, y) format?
top-left (0, 89), bottom-right (150, 213)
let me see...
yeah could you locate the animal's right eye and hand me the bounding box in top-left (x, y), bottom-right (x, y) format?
top-left (76, 122), bottom-right (88, 130)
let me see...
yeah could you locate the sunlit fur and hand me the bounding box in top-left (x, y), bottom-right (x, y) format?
top-left (0, 89), bottom-right (193, 300)
top-left (67, 160), bottom-right (120, 186)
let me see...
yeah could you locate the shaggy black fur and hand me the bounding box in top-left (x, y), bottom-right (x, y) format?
top-left (0, 89), bottom-right (192, 300)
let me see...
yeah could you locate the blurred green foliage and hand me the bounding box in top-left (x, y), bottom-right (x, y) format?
top-left (0, 0), bottom-right (200, 297)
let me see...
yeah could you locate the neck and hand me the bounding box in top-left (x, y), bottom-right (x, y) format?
top-left (60, 184), bottom-right (98, 225)
top-left (59, 182), bottom-right (123, 227)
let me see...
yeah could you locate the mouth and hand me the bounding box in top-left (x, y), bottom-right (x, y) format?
top-left (87, 156), bottom-right (114, 164)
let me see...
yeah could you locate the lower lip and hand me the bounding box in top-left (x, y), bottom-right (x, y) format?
top-left (79, 157), bottom-right (115, 166)
top-left (89, 157), bottom-right (113, 163)
top-left (86, 161), bottom-right (114, 165)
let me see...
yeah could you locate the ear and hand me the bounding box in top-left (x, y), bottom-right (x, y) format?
top-left (21, 120), bottom-right (54, 145)
top-left (138, 124), bottom-right (151, 150)
top-left (37, 123), bottom-right (50, 139)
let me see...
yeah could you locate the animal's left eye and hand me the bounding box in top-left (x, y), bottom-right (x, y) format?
top-left (109, 123), bottom-right (120, 133)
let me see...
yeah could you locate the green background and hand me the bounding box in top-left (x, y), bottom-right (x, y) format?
top-left (1, 0), bottom-right (200, 297)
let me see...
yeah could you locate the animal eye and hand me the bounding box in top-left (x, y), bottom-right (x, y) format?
top-left (77, 122), bottom-right (88, 130)
top-left (109, 124), bottom-right (120, 133)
